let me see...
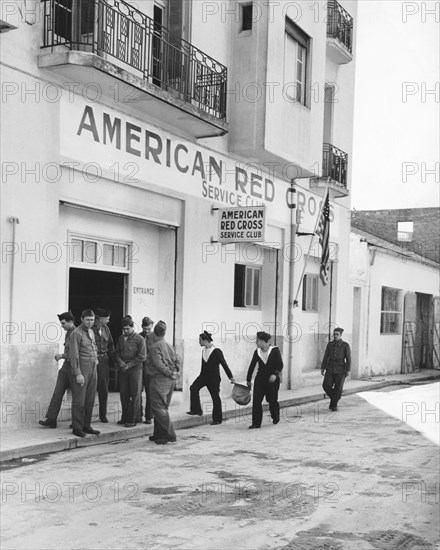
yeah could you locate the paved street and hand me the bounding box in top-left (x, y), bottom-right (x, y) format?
top-left (1, 383), bottom-right (439, 550)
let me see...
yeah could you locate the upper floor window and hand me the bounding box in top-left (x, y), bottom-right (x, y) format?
top-left (241, 3), bottom-right (253, 32)
top-left (397, 221), bottom-right (414, 242)
top-left (284, 18), bottom-right (310, 106)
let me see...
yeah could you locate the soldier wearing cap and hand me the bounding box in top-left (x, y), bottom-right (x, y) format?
top-left (138, 316), bottom-right (154, 424)
top-left (147, 321), bottom-right (180, 444)
top-left (68, 309), bottom-right (101, 437)
top-left (39, 312), bottom-right (76, 429)
top-left (115, 317), bottom-right (146, 427)
top-left (92, 307), bottom-right (116, 423)
top-left (321, 327), bottom-right (351, 411)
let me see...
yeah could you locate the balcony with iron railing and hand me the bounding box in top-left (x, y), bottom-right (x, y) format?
top-left (310, 143), bottom-right (349, 198)
top-left (326, 0), bottom-right (353, 64)
top-left (39, 0), bottom-right (228, 137)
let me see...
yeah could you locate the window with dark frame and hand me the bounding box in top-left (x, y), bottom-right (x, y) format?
top-left (53, 0), bottom-right (94, 43)
top-left (302, 274), bottom-right (318, 311)
top-left (234, 264), bottom-right (261, 308)
top-left (380, 286), bottom-right (402, 334)
top-left (241, 3), bottom-right (253, 32)
top-left (54, 0), bottom-right (73, 42)
top-left (284, 18), bottom-right (310, 106)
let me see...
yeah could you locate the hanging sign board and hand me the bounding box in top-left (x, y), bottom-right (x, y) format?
top-left (217, 206), bottom-right (266, 243)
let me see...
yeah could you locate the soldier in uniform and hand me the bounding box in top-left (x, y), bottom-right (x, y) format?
top-left (147, 321), bottom-right (180, 445)
top-left (69, 309), bottom-right (101, 437)
top-left (92, 308), bottom-right (115, 423)
top-left (115, 317), bottom-right (146, 427)
top-left (138, 316), bottom-right (154, 424)
top-left (39, 312), bottom-right (76, 428)
top-left (321, 327), bottom-right (351, 411)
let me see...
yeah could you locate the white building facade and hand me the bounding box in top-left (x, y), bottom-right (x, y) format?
top-left (349, 229), bottom-right (440, 378)
top-left (1, 0), bottom-right (357, 427)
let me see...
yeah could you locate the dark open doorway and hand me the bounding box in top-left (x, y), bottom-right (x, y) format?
top-left (69, 268), bottom-right (126, 391)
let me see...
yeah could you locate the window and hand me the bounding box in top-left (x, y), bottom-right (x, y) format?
top-left (54, 0), bottom-right (73, 42)
top-left (284, 18), bottom-right (310, 105)
top-left (241, 4), bottom-right (253, 31)
top-left (234, 264), bottom-right (261, 308)
top-left (53, 0), bottom-right (94, 42)
top-left (302, 274), bottom-right (318, 311)
top-left (381, 286), bottom-right (402, 334)
top-left (70, 237), bottom-right (129, 270)
top-left (397, 221), bottom-right (413, 242)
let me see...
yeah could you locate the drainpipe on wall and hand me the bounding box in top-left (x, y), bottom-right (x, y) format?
top-left (287, 181), bottom-right (298, 390)
top-left (8, 217), bottom-right (20, 344)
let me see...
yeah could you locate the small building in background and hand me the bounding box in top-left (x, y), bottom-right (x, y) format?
top-left (349, 208), bottom-right (440, 377)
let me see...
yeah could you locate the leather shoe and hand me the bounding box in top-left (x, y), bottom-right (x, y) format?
top-left (100, 417), bottom-right (108, 423)
top-left (330, 407), bottom-right (338, 412)
top-left (273, 418), bottom-right (280, 425)
top-left (186, 411), bottom-right (202, 416)
top-left (69, 424), bottom-right (73, 429)
top-left (72, 429), bottom-right (86, 438)
top-left (144, 419), bottom-right (152, 424)
top-left (83, 427), bottom-right (100, 435)
top-left (149, 435), bottom-right (158, 441)
top-left (39, 419), bottom-right (56, 428)
top-left (124, 423), bottom-right (136, 428)
top-left (248, 425), bottom-right (260, 429)
top-left (117, 420), bottom-right (125, 425)
top-left (210, 421), bottom-right (222, 425)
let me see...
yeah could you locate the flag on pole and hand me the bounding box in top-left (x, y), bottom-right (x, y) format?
top-left (316, 188), bottom-right (330, 285)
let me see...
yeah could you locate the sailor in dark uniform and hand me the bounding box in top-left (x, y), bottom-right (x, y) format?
top-left (246, 331), bottom-right (284, 429)
top-left (187, 331), bottom-right (235, 425)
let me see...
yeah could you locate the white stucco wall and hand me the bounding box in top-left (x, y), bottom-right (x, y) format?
top-left (349, 232), bottom-right (440, 377)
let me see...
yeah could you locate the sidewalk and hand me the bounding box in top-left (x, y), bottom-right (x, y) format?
top-left (1, 370), bottom-right (439, 462)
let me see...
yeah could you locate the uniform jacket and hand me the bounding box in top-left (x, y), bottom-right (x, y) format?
top-left (146, 336), bottom-right (180, 378)
top-left (116, 332), bottom-right (146, 369)
top-left (321, 340), bottom-right (351, 374)
top-left (246, 346), bottom-right (284, 382)
top-left (139, 332), bottom-right (154, 367)
top-left (199, 347), bottom-right (233, 380)
top-left (68, 324), bottom-right (98, 376)
top-left (92, 322), bottom-right (115, 357)
top-left (61, 325), bottom-right (75, 365)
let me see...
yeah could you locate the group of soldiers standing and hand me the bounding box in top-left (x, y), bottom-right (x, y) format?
top-left (39, 309), bottom-right (180, 445)
top-left (40, 309), bottom-right (352, 443)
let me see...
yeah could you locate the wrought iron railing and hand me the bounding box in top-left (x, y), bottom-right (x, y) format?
top-left (41, 0), bottom-right (227, 120)
top-left (322, 143), bottom-right (348, 188)
top-left (326, 0), bottom-right (353, 54)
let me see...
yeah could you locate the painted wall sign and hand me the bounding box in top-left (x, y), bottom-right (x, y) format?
top-left (60, 100), bottom-right (339, 234)
top-left (218, 206), bottom-right (266, 242)
top-left (133, 287), bottom-right (155, 295)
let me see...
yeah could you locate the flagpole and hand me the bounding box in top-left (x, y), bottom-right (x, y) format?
top-left (293, 185), bottom-right (330, 304)
top-left (328, 260), bottom-right (334, 341)
top-left (287, 180), bottom-right (297, 391)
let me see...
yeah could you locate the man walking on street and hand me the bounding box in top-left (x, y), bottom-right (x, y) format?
top-left (92, 308), bottom-right (115, 423)
top-left (147, 321), bottom-right (180, 445)
top-left (116, 318), bottom-right (146, 427)
top-left (321, 327), bottom-right (351, 412)
top-left (39, 312), bottom-right (76, 428)
top-left (69, 309), bottom-right (101, 437)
